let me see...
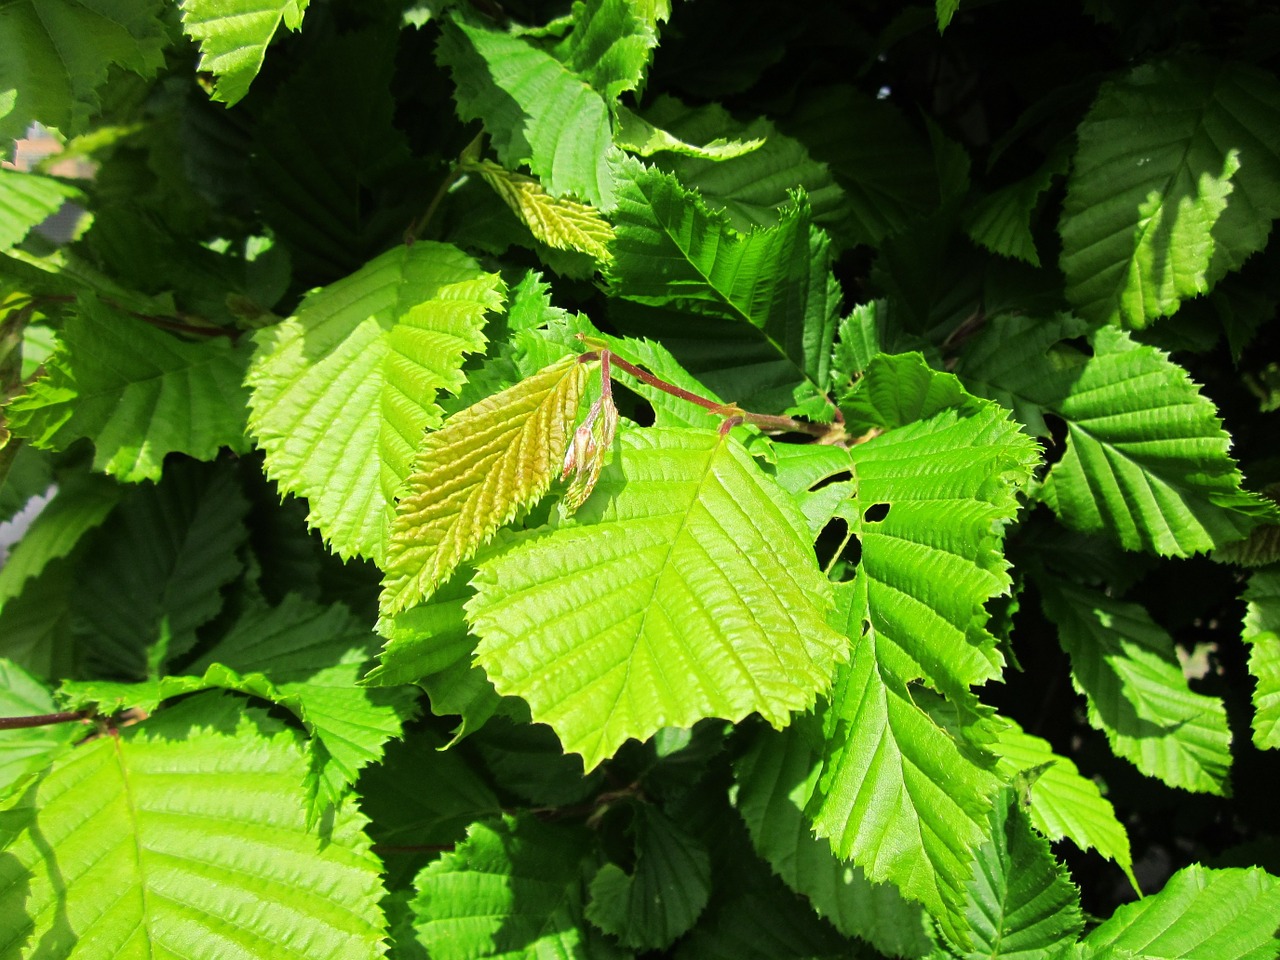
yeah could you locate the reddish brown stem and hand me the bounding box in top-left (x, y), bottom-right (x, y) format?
top-left (0, 710), bottom-right (91, 730)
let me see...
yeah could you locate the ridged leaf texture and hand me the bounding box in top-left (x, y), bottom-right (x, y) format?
top-left (606, 159), bottom-right (840, 418)
top-left (1241, 566), bottom-right (1280, 750)
top-left (6, 297), bottom-right (252, 482)
top-left (472, 161), bottom-right (615, 263)
top-left (179, 0), bottom-right (308, 105)
top-left (0, 694), bottom-right (387, 959)
top-left (380, 354), bottom-right (593, 616)
top-left (246, 242), bottom-right (503, 563)
top-left (551, 0), bottom-right (658, 100)
top-left (1040, 578), bottom-right (1233, 794)
top-left (466, 426), bottom-right (849, 770)
top-left (0, 169), bottom-right (80, 252)
top-left (1080, 864), bottom-right (1280, 960)
top-left (1060, 59), bottom-right (1280, 328)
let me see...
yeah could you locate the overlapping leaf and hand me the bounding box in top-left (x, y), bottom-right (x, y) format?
top-left (606, 159), bottom-right (840, 418)
top-left (0, 168), bottom-right (81, 252)
top-left (180, 0), bottom-right (308, 105)
top-left (551, 0), bottom-right (658, 100)
top-left (0, 694), bottom-right (387, 959)
top-left (1241, 566), bottom-right (1280, 749)
top-left (466, 426), bottom-right (848, 770)
top-left (380, 354), bottom-right (593, 616)
top-left (247, 242), bottom-right (503, 563)
top-left (6, 297), bottom-right (252, 482)
top-left (472, 160), bottom-right (615, 262)
top-left (964, 149), bottom-right (1067, 267)
top-left (1060, 59), bottom-right (1280, 328)
top-left (1040, 578), bottom-right (1233, 794)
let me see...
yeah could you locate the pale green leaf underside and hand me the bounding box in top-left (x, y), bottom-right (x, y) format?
top-left (1082, 864), bottom-right (1280, 960)
top-left (247, 242), bottom-right (502, 563)
top-left (0, 697), bottom-right (386, 959)
top-left (989, 718), bottom-right (1134, 885)
top-left (380, 354), bottom-right (592, 616)
top-left (1060, 59), bottom-right (1280, 328)
top-left (614, 103), bottom-right (764, 161)
top-left (467, 426), bottom-right (848, 770)
top-left (6, 298), bottom-right (252, 482)
top-left (732, 724), bottom-right (936, 959)
top-left (1041, 325), bottom-right (1276, 556)
top-left (180, 0), bottom-right (308, 105)
top-left (0, 168), bottom-right (80, 252)
top-left (1041, 579), bottom-right (1233, 795)
top-left (956, 789), bottom-right (1082, 960)
top-left (1242, 566), bottom-right (1280, 749)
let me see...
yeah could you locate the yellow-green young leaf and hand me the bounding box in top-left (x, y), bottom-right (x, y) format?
top-left (246, 242), bottom-right (503, 563)
top-left (472, 160), bottom-right (615, 263)
top-left (180, 0), bottom-right (308, 106)
top-left (380, 355), bottom-right (594, 616)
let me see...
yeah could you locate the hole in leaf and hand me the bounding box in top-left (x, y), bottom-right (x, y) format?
top-left (814, 517), bottom-right (848, 571)
top-left (835, 533), bottom-right (862, 582)
top-left (863, 502), bottom-right (890, 523)
top-left (809, 470), bottom-right (853, 492)
top-left (861, 619), bottom-right (871, 636)
top-left (1041, 413), bottom-right (1068, 467)
top-left (1059, 335), bottom-right (1094, 358)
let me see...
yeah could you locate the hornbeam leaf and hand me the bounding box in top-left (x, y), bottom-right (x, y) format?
top-left (1040, 325), bottom-right (1277, 556)
top-left (6, 296), bottom-right (252, 482)
top-left (381, 355), bottom-right (594, 616)
top-left (247, 242), bottom-right (502, 563)
top-left (438, 15), bottom-right (621, 210)
top-left (989, 717), bottom-right (1135, 887)
top-left (614, 103), bottom-right (765, 161)
top-left (1060, 59), bottom-right (1280, 328)
top-left (179, 0), bottom-right (308, 106)
top-left (1241, 567), bottom-right (1280, 750)
top-left (472, 160), bottom-right (615, 263)
top-left (466, 426), bottom-right (848, 770)
top-left (1040, 578), bottom-right (1233, 794)
top-left (0, 168), bottom-right (81, 252)
top-left (1080, 864), bottom-right (1280, 960)
top-left (551, 0), bottom-right (658, 100)
top-left (0, 694), bottom-right (387, 959)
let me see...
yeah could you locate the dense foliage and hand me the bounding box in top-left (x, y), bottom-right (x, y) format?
top-left (2, 0), bottom-right (1280, 957)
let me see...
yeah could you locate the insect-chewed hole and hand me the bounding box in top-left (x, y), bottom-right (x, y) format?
top-left (809, 470), bottom-right (853, 492)
top-left (863, 502), bottom-right (890, 523)
top-left (860, 618), bottom-right (872, 636)
top-left (838, 534), bottom-right (862, 582)
top-left (814, 517), bottom-right (848, 570)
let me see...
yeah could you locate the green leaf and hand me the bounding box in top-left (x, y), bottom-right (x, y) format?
top-left (937, 0), bottom-right (962, 31)
top-left (614, 102), bottom-right (764, 161)
top-left (606, 160), bottom-right (840, 419)
top-left (380, 354), bottom-right (593, 616)
top-left (586, 804), bottom-right (711, 949)
top-left (471, 160), bottom-right (615, 263)
top-left (552, 0), bottom-right (658, 100)
top-left (0, 0), bottom-right (167, 142)
top-left (0, 693), bottom-right (387, 958)
top-left (368, 572), bottom-right (475, 687)
top-left (1060, 59), bottom-right (1280, 328)
top-left (247, 242), bottom-right (502, 563)
top-left (1040, 325), bottom-right (1277, 555)
top-left (1040, 578), bottom-right (1233, 795)
top-left (0, 469), bottom-right (119, 607)
top-left (411, 813), bottom-right (626, 960)
top-left (963, 150), bottom-right (1067, 267)
top-left (179, 0), bottom-right (308, 106)
top-left (1081, 864), bottom-right (1280, 960)
top-left (989, 717), bottom-right (1135, 887)
top-left (466, 426), bottom-right (848, 770)
top-left (438, 15), bottom-right (621, 210)
top-left (949, 787), bottom-right (1082, 960)
top-left (6, 297), bottom-right (252, 482)
top-left (0, 658), bottom-right (81, 804)
top-left (1241, 566), bottom-right (1280, 749)
top-left (732, 723), bottom-right (937, 959)
top-left (0, 168), bottom-right (81, 252)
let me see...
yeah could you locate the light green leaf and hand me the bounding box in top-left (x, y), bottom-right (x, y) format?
top-left (552, 0), bottom-right (657, 100)
top-left (1242, 566), bottom-right (1280, 749)
top-left (0, 168), bottom-right (81, 252)
top-left (1040, 578), bottom-right (1233, 795)
top-left (380, 354), bottom-right (593, 616)
top-left (369, 573), bottom-right (475, 687)
top-left (808, 586), bottom-right (1005, 946)
top-left (0, 469), bottom-right (119, 607)
top-left (606, 159), bottom-right (840, 419)
top-left (1081, 864), bottom-right (1280, 960)
top-left (471, 160), bottom-right (615, 263)
top-left (438, 15), bottom-right (621, 209)
top-left (466, 426), bottom-right (848, 771)
top-left (411, 813), bottom-right (627, 960)
top-left (1040, 325), bottom-right (1277, 555)
top-left (6, 296), bottom-right (252, 482)
top-left (0, 0), bottom-right (167, 143)
top-left (989, 717), bottom-right (1135, 887)
top-left (732, 723), bottom-right (937, 959)
top-left (614, 103), bottom-right (764, 161)
top-left (951, 787), bottom-right (1082, 960)
top-left (585, 804), bottom-right (711, 949)
top-left (0, 658), bottom-right (81, 804)
top-left (1060, 59), bottom-right (1280, 328)
top-left (179, 0), bottom-right (308, 105)
top-left (247, 242), bottom-right (502, 563)
top-left (0, 693), bottom-right (386, 958)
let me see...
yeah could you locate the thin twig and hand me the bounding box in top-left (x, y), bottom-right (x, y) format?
top-left (0, 710), bottom-right (91, 730)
